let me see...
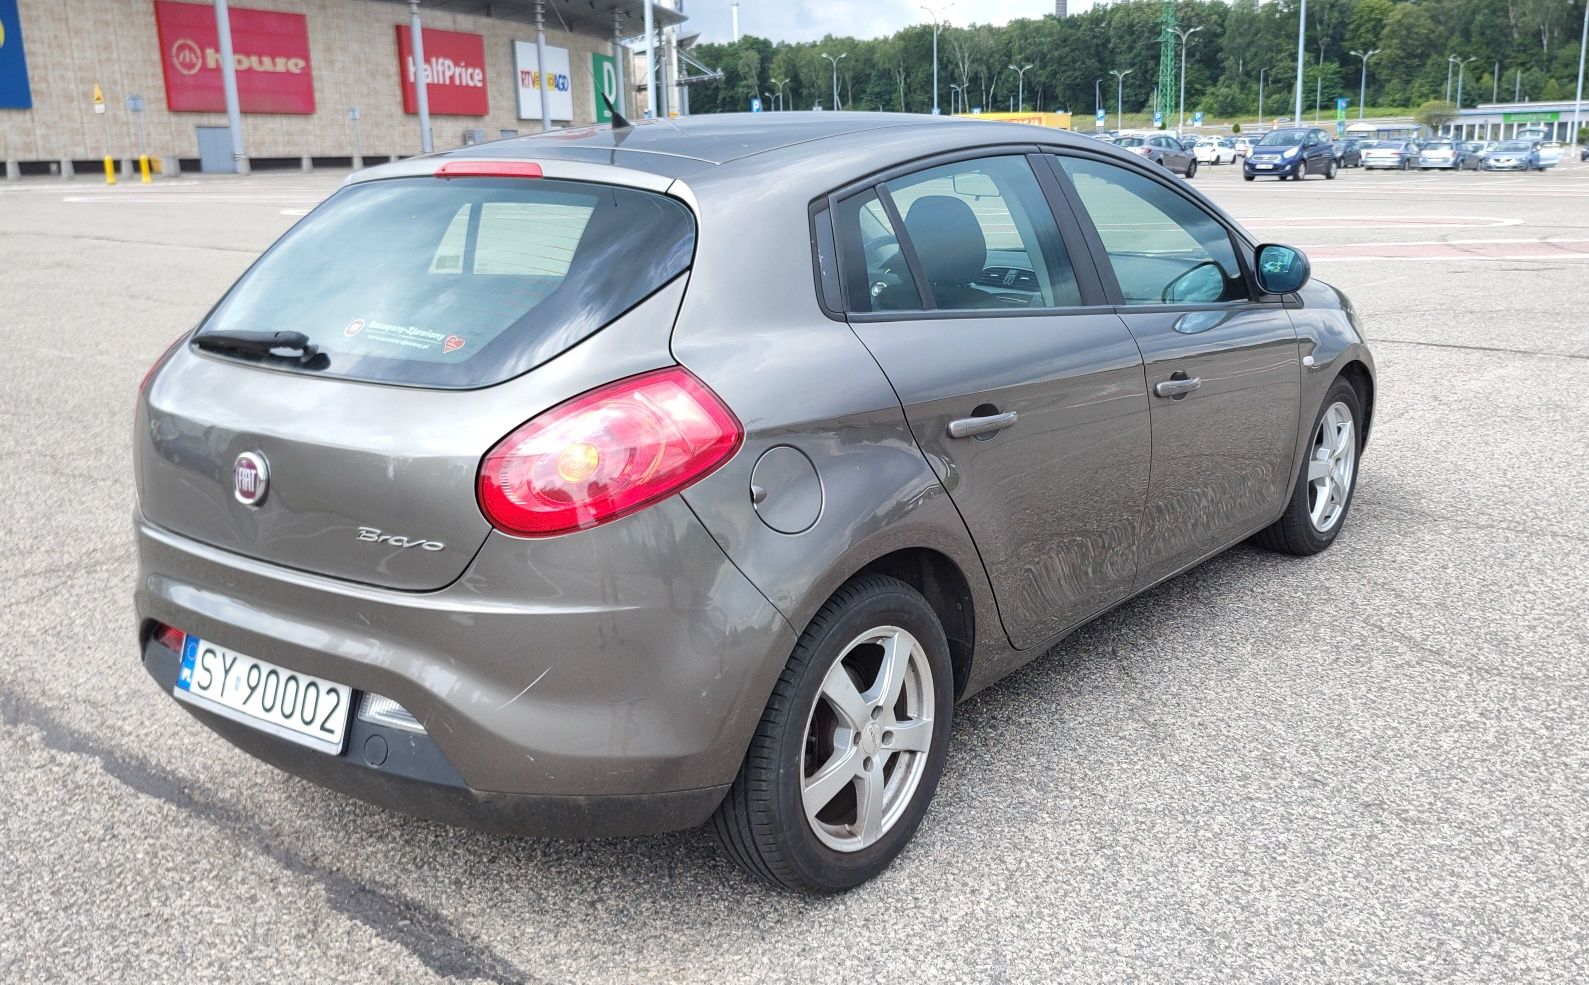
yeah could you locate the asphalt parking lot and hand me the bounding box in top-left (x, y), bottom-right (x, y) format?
top-left (3, 156), bottom-right (1588, 984)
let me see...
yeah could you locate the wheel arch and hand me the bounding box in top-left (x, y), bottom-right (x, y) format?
top-left (1337, 359), bottom-right (1375, 447)
top-left (847, 547), bottom-right (977, 699)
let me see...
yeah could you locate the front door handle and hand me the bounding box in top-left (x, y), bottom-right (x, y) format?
top-left (947, 411), bottom-right (1018, 439)
top-left (1154, 376), bottom-right (1202, 399)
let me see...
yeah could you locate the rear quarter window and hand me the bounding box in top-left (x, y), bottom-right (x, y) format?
top-left (195, 176), bottom-right (695, 388)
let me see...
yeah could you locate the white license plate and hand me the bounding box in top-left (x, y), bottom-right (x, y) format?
top-left (175, 636), bottom-right (351, 754)
top-left (1255, 163), bottom-right (1273, 169)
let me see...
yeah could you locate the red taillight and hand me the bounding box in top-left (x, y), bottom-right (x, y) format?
top-left (154, 623), bottom-right (186, 653)
top-left (1132, 147), bottom-right (1152, 156)
top-left (478, 367), bottom-right (742, 537)
top-left (434, 161), bottom-right (543, 179)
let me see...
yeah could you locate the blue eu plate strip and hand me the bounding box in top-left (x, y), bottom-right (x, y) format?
top-left (177, 635), bottom-right (199, 691)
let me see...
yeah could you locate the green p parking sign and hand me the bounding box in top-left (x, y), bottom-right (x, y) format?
top-left (593, 52), bottom-right (616, 123)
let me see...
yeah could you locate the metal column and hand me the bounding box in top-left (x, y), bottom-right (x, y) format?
top-left (612, 8), bottom-right (627, 119)
top-left (533, 1), bottom-right (552, 133)
top-left (409, 1), bottom-right (433, 153)
top-left (213, 0), bottom-right (249, 174)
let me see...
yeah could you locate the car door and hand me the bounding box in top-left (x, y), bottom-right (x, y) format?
top-left (831, 152), bottom-right (1152, 650)
top-left (1048, 152), bottom-right (1302, 586)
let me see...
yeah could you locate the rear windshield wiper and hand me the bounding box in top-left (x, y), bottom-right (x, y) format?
top-left (193, 330), bottom-right (323, 365)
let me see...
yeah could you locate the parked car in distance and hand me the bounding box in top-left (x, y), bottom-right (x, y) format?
top-left (1581, 144), bottom-right (1589, 162)
top-left (1193, 137), bottom-right (1237, 165)
top-left (1362, 140), bottom-right (1420, 170)
top-left (1417, 140), bottom-right (1458, 169)
top-left (1455, 141), bottom-right (1489, 170)
top-left (1243, 127), bottom-right (1338, 181)
top-left (1232, 136), bottom-right (1254, 157)
top-left (1483, 139), bottom-right (1544, 171)
top-left (131, 112), bottom-right (1375, 894)
top-left (1115, 134), bottom-right (1198, 177)
top-left (1332, 139), bottom-right (1365, 168)
top-left (1537, 141), bottom-right (1564, 168)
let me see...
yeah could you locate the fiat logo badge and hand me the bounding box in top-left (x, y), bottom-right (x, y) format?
top-left (233, 452), bottom-right (269, 506)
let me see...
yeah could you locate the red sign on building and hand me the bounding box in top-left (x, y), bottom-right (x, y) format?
top-left (154, 1), bottom-right (315, 114)
top-left (396, 25), bottom-right (488, 116)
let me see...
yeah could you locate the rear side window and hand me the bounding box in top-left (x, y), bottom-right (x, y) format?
top-left (196, 176), bottom-right (695, 388)
top-left (833, 189), bottom-right (922, 313)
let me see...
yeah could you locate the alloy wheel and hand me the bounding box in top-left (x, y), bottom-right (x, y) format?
top-left (800, 626), bottom-right (935, 853)
top-left (1307, 401), bottom-right (1357, 532)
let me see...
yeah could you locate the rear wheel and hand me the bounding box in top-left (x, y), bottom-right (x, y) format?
top-left (711, 575), bottom-right (953, 893)
top-left (1325, 159), bottom-right (1338, 180)
top-left (1185, 159), bottom-right (1197, 179)
top-left (1254, 377), bottom-right (1363, 556)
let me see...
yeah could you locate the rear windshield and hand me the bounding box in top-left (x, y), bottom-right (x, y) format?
top-left (195, 176), bottom-right (695, 388)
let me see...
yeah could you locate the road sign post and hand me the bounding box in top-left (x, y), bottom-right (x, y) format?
top-left (1336, 96), bottom-right (1348, 137)
top-left (93, 83), bottom-right (114, 185)
top-left (127, 93), bottom-right (149, 183)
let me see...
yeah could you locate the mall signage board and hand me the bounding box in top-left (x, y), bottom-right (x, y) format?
top-left (514, 41), bottom-right (572, 122)
top-left (397, 25), bottom-right (488, 116)
top-left (154, 1), bottom-right (314, 114)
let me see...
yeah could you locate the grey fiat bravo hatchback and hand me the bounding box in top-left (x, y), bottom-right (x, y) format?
top-left (135, 113), bottom-right (1374, 893)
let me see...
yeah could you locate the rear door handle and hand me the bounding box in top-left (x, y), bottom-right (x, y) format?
top-left (947, 411), bottom-right (1018, 439)
top-left (1154, 376), bottom-right (1202, 399)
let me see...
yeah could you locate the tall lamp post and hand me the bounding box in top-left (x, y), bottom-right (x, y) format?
top-left (1009, 64), bottom-right (1034, 112)
top-left (1450, 55), bottom-right (1476, 116)
top-left (1350, 48), bottom-right (1379, 120)
top-left (772, 77), bottom-right (790, 111)
top-left (1574, 0), bottom-right (1587, 150)
top-left (921, 4), bottom-right (950, 115)
top-left (1170, 24), bottom-right (1203, 133)
top-left (949, 83), bottom-right (962, 115)
top-left (1110, 68), bottom-right (1133, 132)
top-left (821, 52), bottom-right (846, 111)
top-left (1257, 67), bottom-right (1266, 131)
top-left (1293, 0), bottom-right (1306, 125)
top-left (1094, 77), bottom-right (1103, 118)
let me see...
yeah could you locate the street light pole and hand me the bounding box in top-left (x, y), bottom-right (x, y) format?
top-left (773, 78), bottom-right (789, 111)
top-left (821, 52), bottom-right (846, 111)
top-left (1258, 67), bottom-right (1265, 131)
top-left (1351, 49), bottom-right (1379, 120)
top-left (1094, 77), bottom-right (1102, 118)
top-left (1445, 55), bottom-right (1454, 102)
top-left (921, 5), bottom-right (949, 115)
top-left (215, 0), bottom-right (250, 172)
top-left (949, 84), bottom-right (961, 115)
top-left (1573, 0), bottom-right (1587, 150)
top-left (1110, 68), bottom-right (1133, 132)
top-left (1009, 64), bottom-right (1033, 112)
top-left (1171, 25), bottom-right (1203, 134)
top-left (1293, 0), bottom-right (1306, 124)
top-left (1451, 56), bottom-right (1476, 114)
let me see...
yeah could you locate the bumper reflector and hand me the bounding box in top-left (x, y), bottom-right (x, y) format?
top-left (357, 692), bottom-right (427, 734)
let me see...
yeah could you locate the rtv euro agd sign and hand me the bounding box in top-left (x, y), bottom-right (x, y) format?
top-left (515, 41), bottom-right (572, 122)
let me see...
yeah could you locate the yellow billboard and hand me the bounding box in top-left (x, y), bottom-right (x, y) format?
top-left (953, 111), bottom-right (1072, 130)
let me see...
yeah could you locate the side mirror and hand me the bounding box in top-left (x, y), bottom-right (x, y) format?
top-left (1255, 244), bottom-right (1311, 295)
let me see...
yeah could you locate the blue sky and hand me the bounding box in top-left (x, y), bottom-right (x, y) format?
top-left (683, 0), bottom-right (1104, 45)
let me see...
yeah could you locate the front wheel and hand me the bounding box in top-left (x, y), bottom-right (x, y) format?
top-left (1243, 174), bottom-right (1256, 181)
top-left (711, 574), bottom-right (954, 893)
top-left (1254, 377), bottom-right (1364, 556)
top-left (1185, 159), bottom-right (1197, 179)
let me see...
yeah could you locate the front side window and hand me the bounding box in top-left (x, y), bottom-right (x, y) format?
top-left (880, 156), bottom-right (1082, 310)
top-left (1059, 156), bottom-right (1246, 306)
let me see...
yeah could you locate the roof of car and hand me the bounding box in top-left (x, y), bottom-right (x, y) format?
top-left (413, 112), bottom-right (1099, 178)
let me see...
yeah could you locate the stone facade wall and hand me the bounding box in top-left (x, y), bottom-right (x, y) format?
top-left (0, 0), bottom-right (629, 167)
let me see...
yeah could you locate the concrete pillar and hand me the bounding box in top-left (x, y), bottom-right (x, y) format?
top-left (121, 157), bottom-right (135, 178)
top-left (352, 155), bottom-right (364, 170)
top-left (60, 158), bottom-right (75, 179)
top-left (166, 155), bottom-right (181, 176)
top-left (5, 159), bottom-right (18, 181)
top-left (300, 155), bottom-right (313, 172)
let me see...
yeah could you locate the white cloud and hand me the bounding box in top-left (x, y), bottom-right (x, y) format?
top-left (683, 0), bottom-right (1104, 45)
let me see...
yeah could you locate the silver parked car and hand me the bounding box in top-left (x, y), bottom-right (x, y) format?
top-left (1484, 139), bottom-right (1544, 171)
top-left (1361, 140), bottom-right (1420, 170)
top-left (135, 114), bottom-right (1376, 893)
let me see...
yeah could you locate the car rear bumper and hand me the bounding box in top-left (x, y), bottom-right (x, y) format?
top-left (141, 635), bottom-right (730, 837)
top-left (1421, 160), bottom-right (1456, 168)
top-left (134, 497), bottom-right (797, 835)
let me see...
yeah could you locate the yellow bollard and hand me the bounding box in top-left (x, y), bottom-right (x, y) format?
top-left (102, 155), bottom-right (116, 185)
top-left (139, 155), bottom-right (151, 184)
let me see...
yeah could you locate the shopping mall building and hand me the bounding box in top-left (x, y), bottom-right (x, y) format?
top-left (0, 0), bottom-right (683, 177)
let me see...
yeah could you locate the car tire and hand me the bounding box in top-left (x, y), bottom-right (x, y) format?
top-left (1325, 159), bottom-right (1338, 180)
top-left (711, 574), bottom-right (954, 894)
top-left (1244, 174), bottom-right (1255, 181)
top-left (1185, 159), bottom-right (1197, 179)
top-left (1253, 377), bottom-right (1364, 557)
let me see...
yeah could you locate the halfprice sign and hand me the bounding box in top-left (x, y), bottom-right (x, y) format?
top-left (396, 25), bottom-right (488, 117)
